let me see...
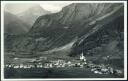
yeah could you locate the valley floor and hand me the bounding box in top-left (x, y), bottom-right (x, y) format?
top-left (4, 67), bottom-right (122, 78)
top-left (4, 51), bottom-right (124, 78)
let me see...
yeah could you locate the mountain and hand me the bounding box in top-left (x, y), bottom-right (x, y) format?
top-left (5, 3), bottom-right (124, 68)
top-left (17, 5), bottom-right (51, 26)
top-left (30, 3), bottom-right (122, 31)
top-left (27, 3), bottom-right (123, 51)
top-left (8, 3), bottom-right (124, 51)
top-left (4, 11), bottom-right (30, 35)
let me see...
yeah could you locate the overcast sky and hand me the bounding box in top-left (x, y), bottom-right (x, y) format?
top-left (4, 3), bottom-right (71, 14)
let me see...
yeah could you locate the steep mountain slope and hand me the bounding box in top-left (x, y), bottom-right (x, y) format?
top-left (30, 3), bottom-right (121, 32)
top-left (18, 5), bottom-right (51, 26)
top-left (70, 9), bottom-right (124, 68)
top-left (4, 11), bottom-right (30, 35)
top-left (27, 3), bottom-right (123, 51)
top-left (5, 3), bottom-right (124, 61)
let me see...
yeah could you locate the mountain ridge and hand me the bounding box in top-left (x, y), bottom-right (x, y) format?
top-left (5, 3), bottom-right (124, 59)
top-left (17, 5), bottom-right (51, 26)
top-left (4, 11), bottom-right (30, 35)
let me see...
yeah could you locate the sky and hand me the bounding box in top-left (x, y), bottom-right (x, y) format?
top-left (40, 3), bottom-right (71, 13)
top-left (4, 3), bottom-right (71, 14)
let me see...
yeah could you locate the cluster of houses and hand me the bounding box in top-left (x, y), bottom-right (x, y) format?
top-left (5, 60), bottom-right (87, 69)
top-left (5, 64), bottom-right (37, 68)
top-left (44, 59), bottom-right (87, 68)
top-left (43, 53), bottom-right (87, 68)
top-left (4, 53), bottom-right (122, 76)
top-left (87, 63), bottom-right (123, 75)
top-left (5, 53), bottom-right (87, 69)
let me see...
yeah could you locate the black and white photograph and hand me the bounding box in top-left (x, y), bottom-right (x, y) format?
top-left (1, 1), bottom-right (127, 80)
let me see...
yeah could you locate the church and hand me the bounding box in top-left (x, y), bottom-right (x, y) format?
top-left (80, 52), bottom-right (86, 62)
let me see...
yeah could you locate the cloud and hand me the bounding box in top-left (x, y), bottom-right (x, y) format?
top-left (4, 3), bottom-right (71, 14)
top-left (4, 3), bottom-right (38, 14)
top-left (40, 3), bottom-right (71, 13)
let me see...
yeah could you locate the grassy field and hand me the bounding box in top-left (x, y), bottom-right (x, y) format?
top-left (4, 67), bottom-right (123, 78)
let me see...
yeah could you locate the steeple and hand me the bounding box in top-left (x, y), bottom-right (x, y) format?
top-left (80, 52), bottom-right (84, 60)
top-left (80, 52), bottom-right (86, 62)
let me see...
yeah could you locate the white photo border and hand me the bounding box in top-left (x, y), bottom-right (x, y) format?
top-left (1, 1), bottom-right (127, 81)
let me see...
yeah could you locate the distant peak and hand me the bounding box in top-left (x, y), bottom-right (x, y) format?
top-left (29, 5), bottom-right (44, 10)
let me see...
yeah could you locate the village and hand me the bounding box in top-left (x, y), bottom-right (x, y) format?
top-left (5, 53), bottom-right (122, 76)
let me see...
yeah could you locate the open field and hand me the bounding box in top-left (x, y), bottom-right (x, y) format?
top-left (4, 67), bottom-right (123, 78)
